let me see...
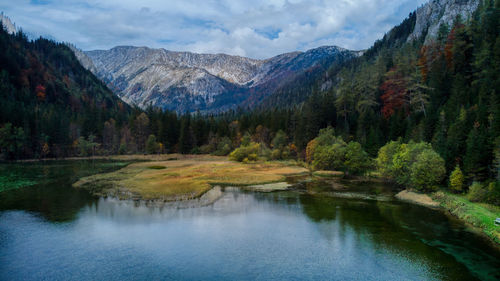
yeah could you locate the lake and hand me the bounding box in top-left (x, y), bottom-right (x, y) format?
top-left (0, 161), bottom-right (499, 280)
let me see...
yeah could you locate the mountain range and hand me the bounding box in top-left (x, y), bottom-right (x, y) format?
top-left (69, 0), bottom-right (479, 113)
top-left (72, 45), bottom-right (359, 113)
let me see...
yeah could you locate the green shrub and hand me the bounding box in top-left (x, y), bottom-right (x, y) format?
top-left (259, 144), bottom-right (272, 160)
top-left (315, 127), bottom-right (336, 146)
top-left (486, 182), bottom-right (500, 205)
top-left (190, 146), bottom-right (201, 154)
top-left (271, 130), bottom-right (288, 149)
top-left (281, 148), bottom-right (291, 160)
top-left (449, 165), bottom-right (465, 192)
top-left (241, 133), bottom-right (252, 147)
top-left (375, 140), bottom-right (401, 178)
top-left (271, 149), bottom-right (281, 160)
top-left (312, 142), bottom-right (346, 170)
top-left (229, 142), bottom-right (261, 162)
top-left (392, 142), bottom-right (433, 186)
top-left (468, 182), bottom-right (487, 202)
top-left (410, 149), bottom-right (446, 191)
top-left (199, 144), bottom-right (214, 154)
top-left (344, 141), bottom-right (372, 175)
top-left (248, 153), bottom-right (258, 161)
top-left (376, 141), bottom-right (445, 190)
top-left (118, 143), bottom-right (127, 155)
top-left (145, 134), bottom-right (158, 154)
top-left (213, 137), bottom-right (232, 156)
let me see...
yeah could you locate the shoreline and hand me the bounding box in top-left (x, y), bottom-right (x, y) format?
top-left (395, 190), bottom-right (441, 208)
top-left (431, 191), bottom-right (500, 246)
top-left (394, 189), bottom-right (499, 246)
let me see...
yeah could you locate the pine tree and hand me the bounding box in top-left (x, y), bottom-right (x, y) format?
top-left (178, 114), bottom-right (193, 154)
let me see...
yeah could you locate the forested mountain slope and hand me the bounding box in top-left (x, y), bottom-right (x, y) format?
top-left (0, 26), bottom-right (130, 159)
top-left (276, 0), bottom-right (499, 182)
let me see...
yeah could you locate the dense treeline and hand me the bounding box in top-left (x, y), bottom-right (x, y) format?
top-left (0, 26), bottom-right (130, 159)
top-left (0, 1), bottom-right (498, 201)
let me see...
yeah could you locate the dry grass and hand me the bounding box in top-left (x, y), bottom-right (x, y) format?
top-left (312, 170), bottom-right (344, 178)
top-left (395, 190), bottom-right (440, 208)
top-left (74, 155), bottom-right (308, 200)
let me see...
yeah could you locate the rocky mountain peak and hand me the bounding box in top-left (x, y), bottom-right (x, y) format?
top-left (409, 0), bottom-right (479, 43)
top-left (75, 45), bottom-right (357, 113)
top-left (0, 12), bottom-right (17, 34)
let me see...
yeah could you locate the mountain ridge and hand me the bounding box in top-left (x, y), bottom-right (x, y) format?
top-left (75, 44), bottom-right (359, 112)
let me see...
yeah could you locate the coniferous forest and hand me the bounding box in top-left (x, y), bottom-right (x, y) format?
top-left (0, 2), bottom-right (499, 202)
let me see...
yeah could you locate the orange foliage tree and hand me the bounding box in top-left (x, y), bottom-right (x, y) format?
top-left (35, 84), bottom-right (46, 101)
top-left (380, 67), bottom-right (408, 119)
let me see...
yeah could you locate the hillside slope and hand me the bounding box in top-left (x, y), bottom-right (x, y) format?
top-left (0, 25), bottom-right (130, 159)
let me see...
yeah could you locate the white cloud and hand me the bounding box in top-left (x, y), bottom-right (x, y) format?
top-left (0, 0), bottom-right (428, 59)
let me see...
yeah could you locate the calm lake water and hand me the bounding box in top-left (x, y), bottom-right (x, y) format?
top-left (0, 161), bottom-right (499, 281)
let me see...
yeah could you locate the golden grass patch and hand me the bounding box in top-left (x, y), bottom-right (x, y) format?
top-left (74, 155), bottom-right (308, 200)
top-left (312, 170), bottom-right (344, 178)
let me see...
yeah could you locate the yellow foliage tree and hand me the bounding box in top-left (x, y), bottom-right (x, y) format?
top-left (305, 139), bottom-right (317, 163)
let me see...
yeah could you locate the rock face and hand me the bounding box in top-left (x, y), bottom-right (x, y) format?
top-left (77, 45), bottom-right (358, 113)
top-left (0, 12), bottom-right (17, 34)
top-left (409, 0), bottom-right (479, 43)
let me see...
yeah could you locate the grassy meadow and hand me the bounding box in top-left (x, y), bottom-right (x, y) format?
top-left (73, 155), bottom-right (308, 200)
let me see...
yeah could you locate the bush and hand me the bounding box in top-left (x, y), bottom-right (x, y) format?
top-left (486, 182), bottom-right (500, 205)
top-left (213, 137), bottom-right (232, 156)
top-left (468, 182), bottom-right (487, 202)
top-left (409, 149), bottom-right (446, 191)
top-left (199, 144), bottom-right (214, 154)
top-left (241, 133), bottom-right (252, 147)
top-left (146, 134), bottom-right (158, 154)
top-left (229, 142), bottom-right (261, 162)
top-left (306, 139), bottom-right (317, 163)
top-left (271, 149), bottom-right (281, 160)
top-left (449, 165), bottom-right (465, 192)
top-left (118, 143), bottom-right (127, 155)
top-left (376, 140), bottom-right (401, 177)
top-left (312, 142), bottom-right (346, 170)
top-left (344, 142), bottom-right (372, 175)
top-left (271, 130), bottom-right (287, 149)
top-left (376, 141), bottom-right (445, 190)
top-left (315, 127), bottom-right (336, 146)
top-left (190, 146), bottom-right (201, 154)
top-left (392, 142), bottom-right (433, 186)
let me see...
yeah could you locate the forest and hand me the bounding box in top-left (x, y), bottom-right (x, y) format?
top-left (0, 1), bottom-right (498, 203)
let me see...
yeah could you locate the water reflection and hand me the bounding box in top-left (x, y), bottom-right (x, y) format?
top-left (0, 162), bottom-right (499, 280)
top-left (0, 160), bottom-right (128, 221)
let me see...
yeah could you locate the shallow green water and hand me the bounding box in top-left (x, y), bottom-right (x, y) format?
top-left (0, 161), bottom-right (499, 280)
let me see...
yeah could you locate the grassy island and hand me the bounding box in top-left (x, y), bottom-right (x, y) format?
top-left (73, 155), bottom-right (308, 200)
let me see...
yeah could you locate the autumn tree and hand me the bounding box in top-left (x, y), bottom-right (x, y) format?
top-left (380, 67), bottom-right (407, 118)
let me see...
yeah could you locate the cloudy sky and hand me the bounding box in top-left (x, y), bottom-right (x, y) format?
top-left (1, 0), bottom-right (427, 59)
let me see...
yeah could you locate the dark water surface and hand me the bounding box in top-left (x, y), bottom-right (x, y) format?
top-left (0, 161), bottom-right (499, 280)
